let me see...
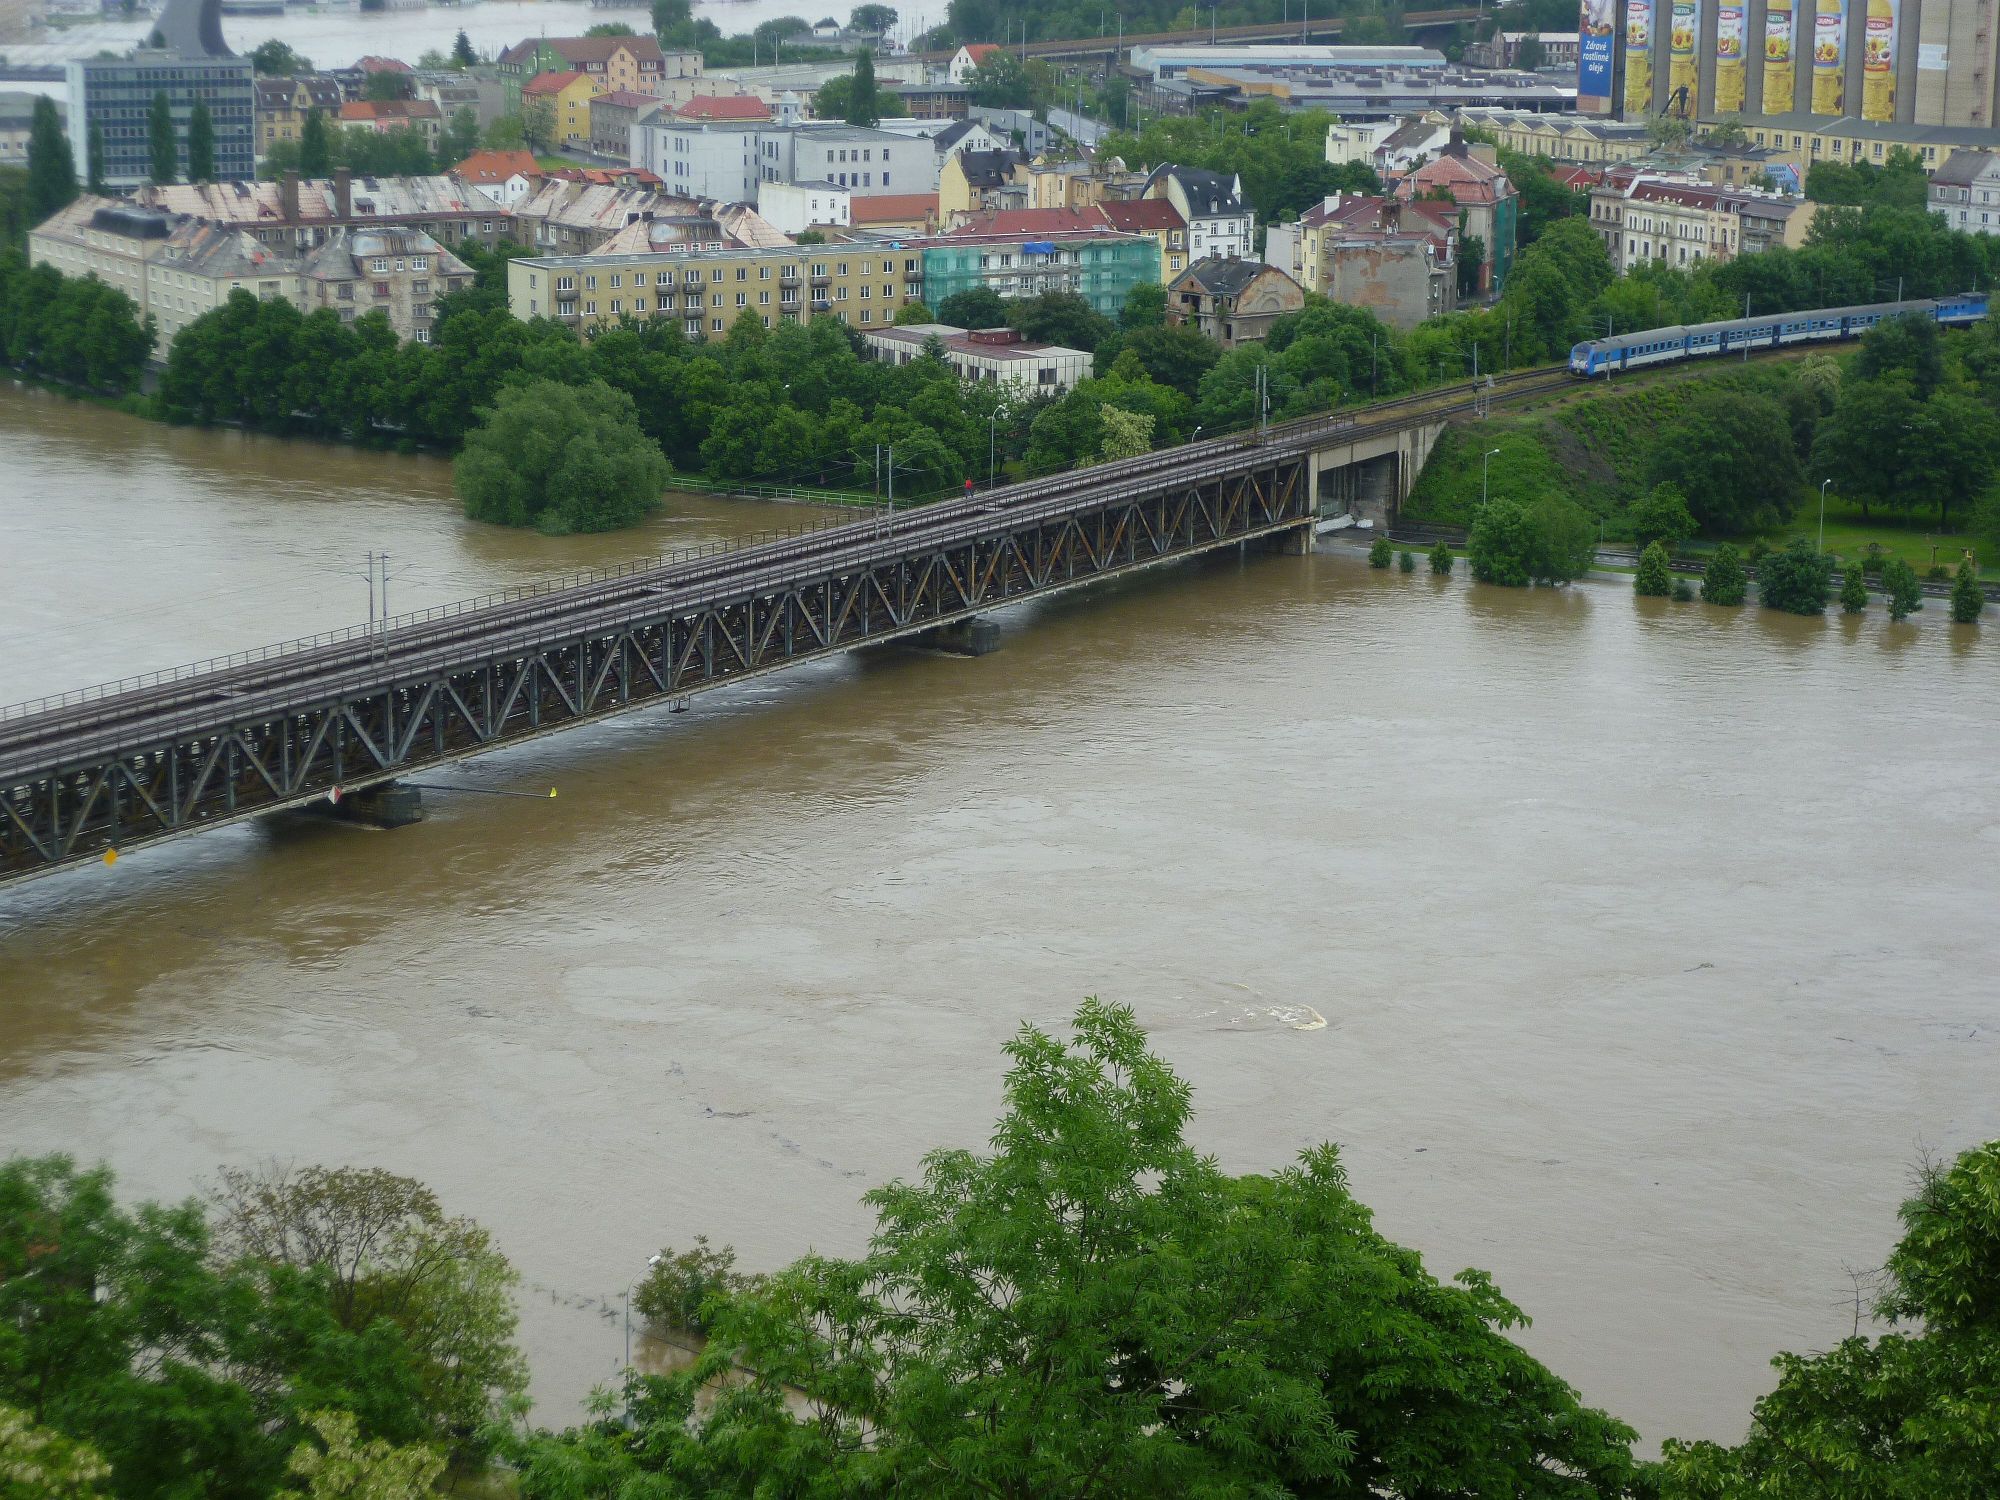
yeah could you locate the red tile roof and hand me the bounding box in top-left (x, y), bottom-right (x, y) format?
top-left (962, 43), bottom-right (1001, 62)
top-left (356, 55), bottom-right (412, 73)
top-left (454, 149), bottom-right (541, 184)
top-left (523, 70), bottom-right (585, 97)
top-left (850, 192), bottom-right (939, 223)
top-left (338, 99), bottom-right (442, 122)
top-left (1096, 198), bottom-right (1184, 233)
top-left (948, 206), bottom-right (1111, 236)
top-left (675, 94), bottom-right (772, 120)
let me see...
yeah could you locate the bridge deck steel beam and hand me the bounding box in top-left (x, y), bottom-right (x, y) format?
top-left (1, 458), bottom-right (1311, 885)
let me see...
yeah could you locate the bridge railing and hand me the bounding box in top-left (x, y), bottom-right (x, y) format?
top-left (1, 369), bottom-right (1538, 735)
top-left (0, 518), bottom-right (861, 725)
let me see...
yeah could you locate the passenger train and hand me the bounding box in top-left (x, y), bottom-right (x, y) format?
top-left (1567, 293), bottom-right (1990, 378)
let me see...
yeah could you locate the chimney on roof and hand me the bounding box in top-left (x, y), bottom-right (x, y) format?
top-left (334, 167), bottom-right (352, 221)
top-left (280, 170), bottom-right (300, 226)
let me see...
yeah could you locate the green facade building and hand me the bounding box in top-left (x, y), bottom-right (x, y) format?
top-left (918, 232), bottom-right (1160, 318)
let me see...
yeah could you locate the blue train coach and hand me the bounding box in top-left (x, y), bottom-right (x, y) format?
top-left (1567, 293), bottom-right (1990, 378)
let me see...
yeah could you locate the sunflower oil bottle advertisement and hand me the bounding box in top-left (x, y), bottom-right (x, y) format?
top-left (1714, 3), bottom-right (1747, 111)
top-left (1763, 0), bottom-right (1798, 113)
top-left (1812, 0), bottom-right (1846, 113)
top-left (1862, 0), bottom-right (1898, 122)
top-left (1669, 0), bottom-right (1700, 111)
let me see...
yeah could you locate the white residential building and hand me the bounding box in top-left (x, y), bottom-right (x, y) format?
top-left (1928, 149), bottom-right (2000, 234)
top-left (1143, 166), bottom-right (1254, 263)
top-left (757, 179), bottom-right (852, 233)
top-left (861, 324), bottom-right (1093, 393)
top-left (635, 121), bottom-right (927, 201)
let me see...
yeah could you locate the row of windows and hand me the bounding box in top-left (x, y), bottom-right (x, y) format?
top-left (541, 301), bottom-right (889, 330)
top-left (534, 258), bottom-right (918, 292)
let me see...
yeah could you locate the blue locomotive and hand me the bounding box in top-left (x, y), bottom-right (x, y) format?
top-left (1567, 293), bottom-right (1990, 377)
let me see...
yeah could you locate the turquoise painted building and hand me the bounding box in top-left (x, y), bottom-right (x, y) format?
top-left (919, 232), bottom-right (1160, 318)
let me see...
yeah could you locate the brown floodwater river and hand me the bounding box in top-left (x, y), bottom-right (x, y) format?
top-left (2, 380), bottom-right (1996, 1451)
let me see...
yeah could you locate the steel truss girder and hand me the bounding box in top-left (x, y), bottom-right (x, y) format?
top-left (1, 459), bottom-right (1309, 883)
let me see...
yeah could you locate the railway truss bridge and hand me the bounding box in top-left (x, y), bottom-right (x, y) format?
top-left (0, 369), bottom-right (1564, 888)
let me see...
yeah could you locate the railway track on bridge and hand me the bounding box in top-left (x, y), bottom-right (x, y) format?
top-left (0, 367), bottom-right (1564, 886)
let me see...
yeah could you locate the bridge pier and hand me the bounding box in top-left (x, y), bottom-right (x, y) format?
top-left (315, 781), bottom-right (426, 830)
top-left (916, 616), bottom-right (1002, 657)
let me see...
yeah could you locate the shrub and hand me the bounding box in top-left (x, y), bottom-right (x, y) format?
top-left (1862, 543), bottom-right (1886, 577)
top-left (455, 377), bottom-right (668, 534)
top-left (1634, 540), bottom-right (1673, 597)
top-left (1398, 549), bottom-right (1416, 573)
top-left (1702, 543), bottom-right (1748, 605)
top-left (1758, 538), bottom-right (1835, 614)
top-left (633, 1237), bottom-right (761, 1337)
top-left (1882, 557), bottom-right (1924, 621)
top-left (1926, 563), bottom-right (1950, 582)
top-left (1951, 561), bottom-right (1985, 623)
top-left (1468, 496), bottom-right (1596, 587)
top-left (1628, 481), bottom-right (1698, 553)
top-left (1841, 567), bottom-right (1869, 614)
top-left (1429, 539), bottom-right (1453, 576)
top-left (1671, 579), bottom-right (1695, 602)
top-left (1368, 535), bottom-right (1394, 568)
top-left (1746, 539), bottom-right (1770, 571)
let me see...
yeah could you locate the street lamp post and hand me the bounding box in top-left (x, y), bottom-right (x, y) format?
top-left (988, 407), bottom-right (1001, 486)
top-left (625, 1254), bottom-right (664, 1368)
top-left (1482, 447), bottom-right (1500, 506)
top-left (1819, 478), bottom-right (1834, 554)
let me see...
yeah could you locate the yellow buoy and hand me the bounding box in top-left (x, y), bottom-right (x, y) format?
top-left (103, 848), bottom-right (118, 866)
top-left (549, 788), bottom-right (558, 799)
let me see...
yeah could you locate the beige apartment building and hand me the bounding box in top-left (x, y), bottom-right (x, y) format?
top-left (31, 197), bottom-right (470, 358)
top-left (1587, 174), bottom-right (1810, 274)
top-left (508, 243), bottom-right (923, 337)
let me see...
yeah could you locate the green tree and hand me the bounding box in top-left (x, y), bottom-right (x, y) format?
top-left (0, 1405), bottom-right (109, 1500)
top-left (1951, 561), bottom-right (1985, 624)
top-left (147, 89), bottom-right (177, 185)
top-left (26, 97), bottom-right (74, 223)
top-left (1429, 538), bottom-right (1453, 576)
top-left (585, 21), bottom-right (637, 37)
top-left (892, 299), bottom-right (934, 325)
top-left (455, 378), bottom-right (669, 534)
top-left (186, 97), bottom-right (215, 183)
top-left (1468, 495), bottom-right (1596, 587)
top-left (1702, 543), bottom-right (1747, 606)
top-left (1368, 533), bottom-right (1394, 568)
top-left (1097, 402), bottom-right (1153, 462)
top-left (1008, 289), bottom-right (1114, 351)
top-left (936, 286), bottom-right (1007, 329)
top-left (1634, 540), bottom-right (1673, 597)
top-left (1513, 34), bottom-right (1545, 67)
top-left (1120, 280), bottom-right (1166, 331)
top-left (250, 38), bottom-right (313, 75)
top-left (298, 109), bottom-right (331, 176)
top-left (1647, 390), bottom-right (1802, 535)
top-left (1397, 548), bottom-right (1416, 572)
top-left (208, 1164), bottom-right (528, 1459)
top-left (1757, 538), bottom-right (1835, 614)
top-left (1628, 481), bottom-right (1697, 552)
top-left (850, 3), bottom-right (897, 33)
top-left (1841, 565), bottom-right (1869, 614)
top-left (846, 47), bottom-right (879, 126)
top-left (275, 1411), bottom-right (443, 1500)
top-left (1659, 1140), bottom-right (2000, 1498)
top-left (511, 1001), bottom-right (1640, 1497)
top-left (364, 71), bottom-right (412, 103)
top-left (451, 29), bottom-right (475, 66)
top-left (1881, 556), bottom-right (1924, 621)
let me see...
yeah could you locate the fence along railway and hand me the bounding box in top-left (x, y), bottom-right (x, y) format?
top-left (0, 372), bottom-right (1559, 888)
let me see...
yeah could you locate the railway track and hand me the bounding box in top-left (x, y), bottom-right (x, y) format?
top-left (0, 367), bottom-right (1566, 781)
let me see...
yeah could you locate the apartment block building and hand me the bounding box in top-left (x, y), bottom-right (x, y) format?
top-left (30, 196), bottom-right (470, 356)
top-left (635, 120), bottom-right (928, 202)
top-left (1586, 172), bottom-right (1810, 273)
top-left (142, 172), bottom-right (516, 251)
top-left (507, 242), bottom-right (924, 337)
top-left (1928, 149), bottom-right (2000, 234)
top-left (862, 324), bottom-right (1094, 392)
top-left (67, 50), bottom-right (256, 188)
top-left (253, 75), bottom-right (341, 160)
top-left (918, 229), bottom-right (1160, 318)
